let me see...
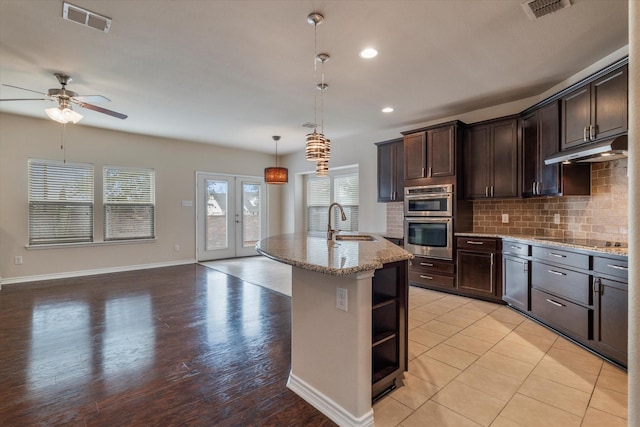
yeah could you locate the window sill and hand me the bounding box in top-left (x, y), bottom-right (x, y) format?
top-left (26, 239), bottom-right (157, 250)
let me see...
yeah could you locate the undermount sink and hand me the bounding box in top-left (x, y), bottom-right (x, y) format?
top-left (335, 234), bottom-right (377, 241)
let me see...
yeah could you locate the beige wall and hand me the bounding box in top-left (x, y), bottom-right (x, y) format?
top-left (0, 113), bottom-right (283, 282)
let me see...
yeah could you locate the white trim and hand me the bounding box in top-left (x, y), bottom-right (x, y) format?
top-left (0, 259), bottom-right (195, 287)
top-left (287, 372), bottom-right (374, 427)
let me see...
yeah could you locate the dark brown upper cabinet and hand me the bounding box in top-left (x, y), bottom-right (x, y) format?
top-left (402, 122), bottom-right (461, 186)
top-left (561, 64), bottom-right (627, 149)
top-left (522, 102), bottom-right (559, 196)
top-left (376, 138), bottom-right (404, 202)
top-left (522, 101), bottom-right (590, 198)
top-left (464, 117), bottom-right (519, 199)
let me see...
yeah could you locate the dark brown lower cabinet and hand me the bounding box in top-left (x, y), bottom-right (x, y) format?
top-left (456, 237), bottom-right (502, 302)
top-left (372, 260), bottom-right (408, 401)
top-left (593, 256), bottom-right (628, 367)
top-left (502, 240), bottom-right (531, 312)
top-left (524, 245), bottom-right (628, 368)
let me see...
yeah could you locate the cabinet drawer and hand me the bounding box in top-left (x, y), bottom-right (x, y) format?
top-left (532, 246), bottom-right (589, 269)
top-left (531, 289), bottom-right (592, 341)
top-left (457, 237), bottom-right (497, 252)
top-left (503, 241), bottom-right (530, 257)
top-left (593, 256), bottom-right (628, 280)
top-left (409, 271), bottom-right (455, 289)
top-left (532, 262), bottom-right (592, 305)
top-left (410, 257), bottom-right (454, 275)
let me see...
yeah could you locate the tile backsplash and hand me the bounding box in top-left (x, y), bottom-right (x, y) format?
top-left (386, 160), bottom-right (628, 244)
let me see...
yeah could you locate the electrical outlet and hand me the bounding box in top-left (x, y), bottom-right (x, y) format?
top-left (14, 256), bottom-right (23, 265)
top-left (174, 244), bottom-right (180, 252)
top-left (336, 288), bottom-right (348, 312)
top-left (554, 213), bottom-right (561, 224)
top-left (502, 213), bottom-right (509, 224)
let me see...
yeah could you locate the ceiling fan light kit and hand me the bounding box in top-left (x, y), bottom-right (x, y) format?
top-left (1, 72), bottom-right (127, 124)
top-left (45, 105), bottom-right (83, 124)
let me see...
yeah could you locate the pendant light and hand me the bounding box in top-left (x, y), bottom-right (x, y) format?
top-left (265, 135), bottom-right (288, 184)
top-left (305, 12), bottom-right (330, 165)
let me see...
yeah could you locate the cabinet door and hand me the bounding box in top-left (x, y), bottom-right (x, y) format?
top-left (503, 255), bottom-right (530, 312)
top-left (457, 250), bottom-right (498, 298)
top-left (377, 140), bottom-right (403, 202)
top-left (464, 125), bottom-right (491, 199)
top-left (491, 119), bottom-right (519, 198)
top-left (595, 277), bottom-right (627, 365)
top-left (428, 126), bottom-right (455, 178)
top-left (404, 132), bottom-right (426, 180)
top-left (536, 102), bottom-right (561, 196)
top-left (592, 66), bottom-right (627, 140)
top-left (521, 112), bottom-right (538, 197)
top-left (377, 143), bottom-right (394, 202)
top-left (561, 85), bottom-right (591, 149)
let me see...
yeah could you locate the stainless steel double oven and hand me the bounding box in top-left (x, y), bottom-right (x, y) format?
top-left (404, 184), bottom-right (454, 260)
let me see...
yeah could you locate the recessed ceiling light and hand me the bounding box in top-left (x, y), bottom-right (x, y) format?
top-left (360, 48), bottom-right (378, 59)
top-left (382, 107), bottom-right (394, 113)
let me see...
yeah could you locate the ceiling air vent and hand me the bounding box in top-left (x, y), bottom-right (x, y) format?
top-left (63, 2), bottom-right (111, 33)
top-left (521, 0), bottom-right (572, 20)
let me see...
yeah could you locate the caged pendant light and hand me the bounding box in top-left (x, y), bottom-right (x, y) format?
top-left (265, 135), bottom-right (288, 184)
top-left (305, 12), bottom-right (330, 168)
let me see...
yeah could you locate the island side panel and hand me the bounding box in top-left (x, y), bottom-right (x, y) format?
top-left (288, 266), bottom-right (374, 422)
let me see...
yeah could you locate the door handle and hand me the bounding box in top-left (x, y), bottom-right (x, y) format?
top-left (546, 298), bottom-right (565, 308)
top-left (589, 125), bottom-right (596, 141)
top-left (547, 252), bottom-right (566, 258)
top-left (583, 127), bottom-right (588, 142)
top-left (485, 186), bottom-right (489, 197)
top-left (547, 269), bottom-right (566, 276)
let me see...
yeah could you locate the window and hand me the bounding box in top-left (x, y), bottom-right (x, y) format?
top-left (103, 166), bottom-right (155, 240)
top-left (306, 172), bottom-right (359, 234)
top-left (28, 159), bottom-right (94, 245)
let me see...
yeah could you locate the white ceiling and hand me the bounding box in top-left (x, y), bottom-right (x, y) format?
top-left (0, 0), bottom-right (629, 155)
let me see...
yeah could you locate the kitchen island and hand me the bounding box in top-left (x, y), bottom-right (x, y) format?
top-left (256, 233), bottom-right (412, 427)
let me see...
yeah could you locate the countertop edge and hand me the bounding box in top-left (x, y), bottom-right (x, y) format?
top-left (256, 233), bottom-right (413, 276)
top-left (455, 232), bottom-right (628, 257)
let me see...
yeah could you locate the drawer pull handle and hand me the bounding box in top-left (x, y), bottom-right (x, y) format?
top-left (466, 241), bottom-right (484, 245)
top-left (420, 262), bottom-right (434, 267)
top-left (510, 245), bottom-right (521, 250)
top-left (547, 252), bottom-right (566, 258)
top-left (546, 298), bottom-right (565, 308)
top-left (419, 275), bottom-right (433, 280)
top-left (547, 269), bottom-right (566, 276)
top-left (606, 264), bottom-right (628, 271)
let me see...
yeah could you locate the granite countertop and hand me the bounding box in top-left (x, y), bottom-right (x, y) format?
top-left (456, 232), bottom-right (628, 257)
top-left (256, 232), bottom-right (413, 276)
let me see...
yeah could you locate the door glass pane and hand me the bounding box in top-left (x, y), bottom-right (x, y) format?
top-left (242, 182), bottom-right (261, 247)
top-left (206, 179), bottom-right (228, 250)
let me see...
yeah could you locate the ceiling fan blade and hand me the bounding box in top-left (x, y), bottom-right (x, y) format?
top-left (2, 84), bottom-right (47, 96)
top-left (0, 98), bottom-right (49, 101)
top-left (74, 101), bottom-right (128, 119)
top-left (74, 95), bottom-right (111, 103)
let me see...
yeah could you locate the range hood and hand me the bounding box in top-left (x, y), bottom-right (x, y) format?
top-left (544, 135), bottom-right (628, 165)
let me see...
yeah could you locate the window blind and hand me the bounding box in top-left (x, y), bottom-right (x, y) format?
top-left (28, 159), bottom-right (94, 245)
top-left (334, 174), bottom-right (359, 231)
top-left (306, 178), bottom-right (330, 233)
top-left (103, 166), bottom-right (155, 240)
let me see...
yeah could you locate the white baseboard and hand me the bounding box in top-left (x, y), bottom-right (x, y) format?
top-left (0, 259), bottom-right (196, 288)
top-left (287, 372), bottom-right (374, 427)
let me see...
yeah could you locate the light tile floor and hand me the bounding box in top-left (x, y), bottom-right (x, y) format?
top-left (373, 286), bottom-right (629, 427)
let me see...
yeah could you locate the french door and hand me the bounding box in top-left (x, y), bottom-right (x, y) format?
top-left (196, 173), bottom-right (266, 261)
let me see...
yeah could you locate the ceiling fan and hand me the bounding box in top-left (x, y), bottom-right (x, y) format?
top-left (0, 73), bottom-right (127, 123)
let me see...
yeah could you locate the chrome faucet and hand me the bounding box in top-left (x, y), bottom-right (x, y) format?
top-left (327, 202), bottom-right (347, 241)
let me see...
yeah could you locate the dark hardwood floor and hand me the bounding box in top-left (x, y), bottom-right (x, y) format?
top-left (0, 264), bottom-right (335, 426)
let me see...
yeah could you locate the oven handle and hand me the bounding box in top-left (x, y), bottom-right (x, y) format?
top-left (405, 217), bottom-right (452, 223)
